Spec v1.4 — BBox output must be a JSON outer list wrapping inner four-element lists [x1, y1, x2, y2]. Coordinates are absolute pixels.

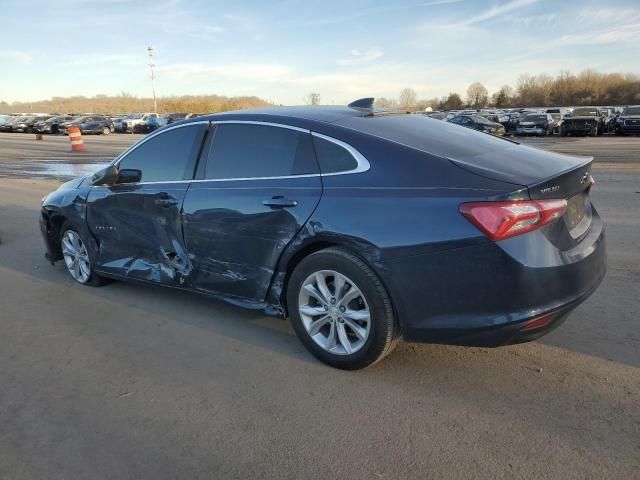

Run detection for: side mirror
[[117, 169, 142, 184], [91, 164, 119, 186]]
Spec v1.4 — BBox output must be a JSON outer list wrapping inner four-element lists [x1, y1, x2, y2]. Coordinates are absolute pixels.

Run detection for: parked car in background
[[132, 115, 167, 134], [448, 114, 505, 136], [601, 108, 616, 133], [114, 113, 159, 133], [7, 116, 33, 133], [615, 105, 640, 135], [39, 101, 605, 369], [0, 115, 11, 126], [545, 108, 567, 134], [166, 113, 194, 124], [60, 115, 114, 135], [34, 115, 76, 134], [516, 113, 555, 136], [114, 113, 142, 133], [561, 107, 605, 136], [0, 116, 25, 132]]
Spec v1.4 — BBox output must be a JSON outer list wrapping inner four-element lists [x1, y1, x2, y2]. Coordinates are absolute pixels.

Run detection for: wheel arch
[[270, 234, 396, 322]]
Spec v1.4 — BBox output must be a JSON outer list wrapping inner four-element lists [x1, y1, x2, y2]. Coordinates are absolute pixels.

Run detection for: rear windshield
[[623, 106, 640, 115], [572, 108, 597, 116], [335, 114, 513, 159]]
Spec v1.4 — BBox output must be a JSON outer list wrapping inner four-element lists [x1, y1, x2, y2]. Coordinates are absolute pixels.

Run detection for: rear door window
[[205, 123, 318, 179]]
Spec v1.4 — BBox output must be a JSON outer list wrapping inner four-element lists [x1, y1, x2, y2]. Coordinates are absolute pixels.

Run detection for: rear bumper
[[386, 214, 606, 347]]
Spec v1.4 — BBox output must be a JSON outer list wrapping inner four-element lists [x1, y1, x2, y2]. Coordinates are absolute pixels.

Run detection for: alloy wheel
[[61, 230, 91, 284], [298, 270, 371, 355]]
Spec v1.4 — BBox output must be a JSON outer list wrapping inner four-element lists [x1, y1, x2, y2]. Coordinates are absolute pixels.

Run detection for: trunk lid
[[448, 145, 594, 247]]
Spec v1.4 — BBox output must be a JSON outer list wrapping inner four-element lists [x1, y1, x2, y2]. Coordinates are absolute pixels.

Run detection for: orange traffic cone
[[68, 126, 86, 152]]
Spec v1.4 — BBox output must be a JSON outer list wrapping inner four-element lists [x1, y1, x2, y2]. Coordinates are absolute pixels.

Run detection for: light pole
[[147, 46, 157, 112]]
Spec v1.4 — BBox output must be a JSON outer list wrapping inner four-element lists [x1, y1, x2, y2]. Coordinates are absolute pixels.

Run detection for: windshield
[[622, 106, 640, 115], [572, 107, 597, 116], [523, 114, 547, 121]]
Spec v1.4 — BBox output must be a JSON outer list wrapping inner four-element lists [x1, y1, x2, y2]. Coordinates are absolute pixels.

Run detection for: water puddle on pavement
[[0, 160, 110, 181]]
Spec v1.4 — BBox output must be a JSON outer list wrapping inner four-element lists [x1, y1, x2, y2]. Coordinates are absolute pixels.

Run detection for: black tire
[[287, 247, 399, 370], [590, 126, 598, 137], [59, 223, 111, 287], [560, 127, 567, 137]]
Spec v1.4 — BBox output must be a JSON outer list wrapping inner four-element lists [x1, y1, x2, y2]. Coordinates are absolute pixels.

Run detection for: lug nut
[[330, 298, 336, 305], [339, 306, 346, 313]]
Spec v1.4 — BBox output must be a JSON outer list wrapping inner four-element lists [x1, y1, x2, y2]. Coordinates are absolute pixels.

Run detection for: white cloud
[[337, 49, 384, 66]]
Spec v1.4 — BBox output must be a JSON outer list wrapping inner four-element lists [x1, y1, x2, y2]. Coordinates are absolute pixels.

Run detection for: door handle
[[262, 196, 298, 208], [155, 197, 178, 208]]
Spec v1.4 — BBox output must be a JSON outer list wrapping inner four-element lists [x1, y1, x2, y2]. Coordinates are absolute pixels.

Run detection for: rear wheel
[[102, 126, 111, 135], [287, 248, 399, 370], [60, 226, 110, 287]]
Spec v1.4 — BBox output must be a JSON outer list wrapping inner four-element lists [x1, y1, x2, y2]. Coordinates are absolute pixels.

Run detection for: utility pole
[[147, 46, 157, 112]]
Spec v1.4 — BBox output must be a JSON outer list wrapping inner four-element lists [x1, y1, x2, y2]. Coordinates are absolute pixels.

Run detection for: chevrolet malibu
[[39, 99, 606, 369]]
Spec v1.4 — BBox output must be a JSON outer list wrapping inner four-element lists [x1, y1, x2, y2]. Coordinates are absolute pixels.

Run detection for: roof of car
[[197, 106, 369, 124]]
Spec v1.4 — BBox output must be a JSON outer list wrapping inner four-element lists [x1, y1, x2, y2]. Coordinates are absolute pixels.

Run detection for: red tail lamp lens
[[459, 199, 567, 241]]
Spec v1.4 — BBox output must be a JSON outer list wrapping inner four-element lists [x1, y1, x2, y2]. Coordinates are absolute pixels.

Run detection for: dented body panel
[[182, 175, 322, 303], [87, 182, 192, 285]]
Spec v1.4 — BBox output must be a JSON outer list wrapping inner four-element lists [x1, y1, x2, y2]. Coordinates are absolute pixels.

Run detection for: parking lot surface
[[0, 133, 638, 479]]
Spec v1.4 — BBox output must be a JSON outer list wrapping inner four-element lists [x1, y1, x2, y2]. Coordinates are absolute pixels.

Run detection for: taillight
[[459, 199, 567, 241]]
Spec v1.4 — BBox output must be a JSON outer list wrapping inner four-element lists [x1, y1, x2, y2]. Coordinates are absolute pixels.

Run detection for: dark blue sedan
[[39, 99, 606, 369]]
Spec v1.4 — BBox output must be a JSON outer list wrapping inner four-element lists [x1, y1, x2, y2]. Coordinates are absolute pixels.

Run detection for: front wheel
[[287, 248, 399, 370], [102, 126, 111, 135], [60, 226, 110, 287]]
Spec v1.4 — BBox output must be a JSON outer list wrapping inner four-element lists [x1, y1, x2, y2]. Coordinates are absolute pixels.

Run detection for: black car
[[561, 107, 605, 136], [39, 99, 605, 369], [516, 113, 555, 136], [8, 115, 44, 133], [60, 115, 114, 135], [0, 116, 28, 132], [448, 114, 505, 136], [34, 115, 75, 134], [614, 105, 640, 135]]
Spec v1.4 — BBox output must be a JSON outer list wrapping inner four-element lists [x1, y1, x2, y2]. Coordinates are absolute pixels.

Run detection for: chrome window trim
[[107, 119, 370, 186], [212, 120, 309, 133]]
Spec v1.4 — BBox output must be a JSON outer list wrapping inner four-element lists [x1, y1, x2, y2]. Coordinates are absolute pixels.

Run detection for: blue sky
[[1, 0, 639, 104]]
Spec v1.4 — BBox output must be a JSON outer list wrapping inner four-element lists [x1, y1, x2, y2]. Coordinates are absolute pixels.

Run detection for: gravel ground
[[0, 133, 638, 479]]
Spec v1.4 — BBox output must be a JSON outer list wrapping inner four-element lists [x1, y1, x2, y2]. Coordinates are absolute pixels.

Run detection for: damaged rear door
[[182, 122, 322, 304], [87, 122, 208, 284]]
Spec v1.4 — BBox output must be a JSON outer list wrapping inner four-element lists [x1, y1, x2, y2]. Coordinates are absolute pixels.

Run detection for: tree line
[[2, 69, 639, 115], [0, 93, 272, 115], [376, 70, 640, 111]]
